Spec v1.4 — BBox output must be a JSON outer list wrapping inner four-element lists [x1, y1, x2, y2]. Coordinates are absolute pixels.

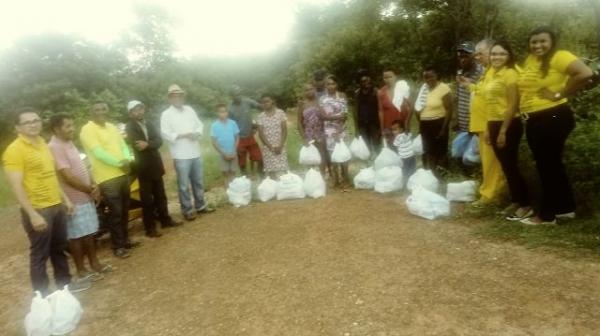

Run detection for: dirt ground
[[1, 189, 600, 336]]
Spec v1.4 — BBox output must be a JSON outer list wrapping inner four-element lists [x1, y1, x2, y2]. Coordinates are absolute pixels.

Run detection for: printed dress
[[257, 109, 289, 173], [302, 103, 325, 143], [319, 92, 348, 152]]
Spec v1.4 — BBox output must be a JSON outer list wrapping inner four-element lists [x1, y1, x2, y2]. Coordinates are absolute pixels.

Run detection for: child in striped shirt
[[391, 120, 416, 185]]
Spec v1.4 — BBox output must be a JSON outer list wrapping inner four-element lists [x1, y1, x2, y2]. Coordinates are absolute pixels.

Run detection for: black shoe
[[161, 219, 183, 228], [125, 241, 142, 249], [113, 248, 131, 259], [184, 213, 197, 221], [197, 207, 215, 214], [145, 231, 163, 238]]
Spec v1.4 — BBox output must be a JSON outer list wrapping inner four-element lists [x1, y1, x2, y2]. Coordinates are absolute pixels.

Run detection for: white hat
[[127, 100, 144, 112], [167, 84, 185, 95]]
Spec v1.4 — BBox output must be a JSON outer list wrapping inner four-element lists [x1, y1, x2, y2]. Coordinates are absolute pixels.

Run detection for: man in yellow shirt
[[80, 102, 139, 258], [3, 107, 90, 295]]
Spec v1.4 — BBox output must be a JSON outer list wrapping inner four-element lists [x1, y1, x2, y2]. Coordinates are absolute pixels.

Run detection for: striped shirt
[[393, 133, 414, 159], [456, 64, 484, 132]]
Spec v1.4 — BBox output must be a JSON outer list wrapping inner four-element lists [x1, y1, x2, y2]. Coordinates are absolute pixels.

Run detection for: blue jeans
[[174, 158, 206, 216]]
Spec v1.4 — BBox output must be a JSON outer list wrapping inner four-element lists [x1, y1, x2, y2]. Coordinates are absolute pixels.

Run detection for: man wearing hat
[[126, 100, 182, 237], [454, 41, 484, 174], [160, 84, 214, 221]]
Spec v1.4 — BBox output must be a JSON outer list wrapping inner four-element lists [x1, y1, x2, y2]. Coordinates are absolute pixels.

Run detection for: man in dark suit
[[125, 100, 181, 238]]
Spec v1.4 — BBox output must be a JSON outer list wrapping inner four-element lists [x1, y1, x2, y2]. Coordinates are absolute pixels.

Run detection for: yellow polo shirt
[[421, 82, 451, 120], [2, 135, 62, 208], [518, 50, 578, 114], [469, 68, 492, 132], [483, 66, 519, 121], [80, 121, 127, 184]]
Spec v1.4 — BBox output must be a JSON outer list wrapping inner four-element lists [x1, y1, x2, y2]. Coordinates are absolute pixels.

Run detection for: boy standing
[[391, 120, 416, 186], [211, 104, 240, 186]]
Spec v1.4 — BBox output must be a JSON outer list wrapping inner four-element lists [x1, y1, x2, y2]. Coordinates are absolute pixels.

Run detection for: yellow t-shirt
[[2, 135, 62, 208], [483, 67, 519, 121], [80, 121, 127, 184], [518, 50, 578, 114], [469, 68, 492, 132], [421, 82, 451, 120]]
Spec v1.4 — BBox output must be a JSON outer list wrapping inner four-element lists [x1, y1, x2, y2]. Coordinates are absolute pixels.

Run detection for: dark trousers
[[525, 105, 576, 220], [21, 204, 71, 295], [99, 175, 130, 249], [357, 122, 381, 153], [139, 176, 172, 234], [420, 118, 448, 175], [488, 119, 530, 207], [402, 156, 417, 186]]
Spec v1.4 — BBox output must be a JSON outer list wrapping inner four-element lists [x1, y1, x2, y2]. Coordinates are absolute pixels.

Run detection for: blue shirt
[[211, 119, 240, 155]]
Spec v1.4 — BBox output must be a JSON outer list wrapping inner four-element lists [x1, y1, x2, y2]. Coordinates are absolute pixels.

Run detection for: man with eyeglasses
[[3, 107, 91, 295], [80, 101, 140, 258]]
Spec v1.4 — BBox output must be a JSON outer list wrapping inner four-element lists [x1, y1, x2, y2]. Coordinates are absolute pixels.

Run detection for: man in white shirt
[[160, 84, 214, 221]]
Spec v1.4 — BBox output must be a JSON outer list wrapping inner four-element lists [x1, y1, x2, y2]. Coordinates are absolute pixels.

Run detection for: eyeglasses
[[19, 119, 42, 126]]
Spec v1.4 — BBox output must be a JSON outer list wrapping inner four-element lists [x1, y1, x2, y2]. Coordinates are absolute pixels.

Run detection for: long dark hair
[[528, 26, 557, 78], [490, 40, 516, 69]]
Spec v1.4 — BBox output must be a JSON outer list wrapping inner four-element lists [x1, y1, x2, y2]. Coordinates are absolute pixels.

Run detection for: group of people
[[2, 25, 594, 295]]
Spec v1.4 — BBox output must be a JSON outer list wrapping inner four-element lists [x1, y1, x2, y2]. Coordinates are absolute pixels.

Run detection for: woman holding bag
[[518, 26, 593, 225], [480, 41, 532, 221], [298, 83, 327, 175]]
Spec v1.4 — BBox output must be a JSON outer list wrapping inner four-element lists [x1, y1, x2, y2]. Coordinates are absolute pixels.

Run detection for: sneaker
[[556, 212, 576, 220], [506, 208, 534, 221], [68, 278, 92, 293], [184, 213, 197, 221], [197, 207, 215, 214], [79, 271, 104, 282], [113, 248, 131, 259], [521, 217, 557, 226]]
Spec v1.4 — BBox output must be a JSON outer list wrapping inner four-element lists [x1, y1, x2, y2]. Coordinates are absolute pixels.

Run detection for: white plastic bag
[[374, 166, 403, 193], [226, 176, 252, 207], [406, 168, 439, 192], [349, 136, 370, 161], [257, 177, 277, 202], [353, 167, 376, 190], [462, 135, 481, 165], [46, 285, 83, 335], [406, 186, 450, 220], [25, 291, 52, 336], [299, 144, 322, 165], [303, 168, 326, 199], [412, 134, 423, 155], [374, 146, 401, 171], [276, 172, 306, 200], [330, 141, 352, 163], [446, 180, 478, 202]]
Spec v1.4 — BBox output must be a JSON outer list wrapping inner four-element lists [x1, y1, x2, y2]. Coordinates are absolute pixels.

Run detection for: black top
[[355, 88, 380, 126], [125, 119, 165, 179]]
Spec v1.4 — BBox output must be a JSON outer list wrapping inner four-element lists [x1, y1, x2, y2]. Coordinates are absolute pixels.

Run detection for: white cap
[[127, 100, 144, 112]]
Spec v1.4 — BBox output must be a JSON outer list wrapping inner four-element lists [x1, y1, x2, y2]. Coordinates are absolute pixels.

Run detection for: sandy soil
[[1, 190, 600, 336]]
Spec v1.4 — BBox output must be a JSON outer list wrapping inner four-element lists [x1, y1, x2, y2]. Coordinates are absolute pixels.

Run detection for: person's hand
[[119, 160, 131, 174], [30, 212, 48, 232], [538, 88, 561, 101], [64, 201, 74, 216], [484, 131, 491, 145], [457, 75, 472, 88], [273, 146, 282, 155], [496, 131, 506, 149], [91, 185, 101, 203], [135, 140, 148, 151]]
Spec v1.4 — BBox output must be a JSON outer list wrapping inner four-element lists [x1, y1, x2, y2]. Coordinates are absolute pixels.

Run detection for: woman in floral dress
[[298, 83, 327, 175], [257, 94, 289, 178], [319, 75, 349, 188]]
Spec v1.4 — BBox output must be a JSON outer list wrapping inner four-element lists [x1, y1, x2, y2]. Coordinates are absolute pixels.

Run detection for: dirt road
[[1, 190, 599, 335]]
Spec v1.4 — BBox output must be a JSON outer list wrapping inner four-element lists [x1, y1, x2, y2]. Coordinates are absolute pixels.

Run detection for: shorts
[[219, 155, 238, 173], [237, 136, 262, 167], [67, 201, 100, 239]]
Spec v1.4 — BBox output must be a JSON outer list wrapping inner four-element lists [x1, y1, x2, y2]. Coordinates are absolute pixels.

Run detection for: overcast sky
[[0, 0, 333, 57]]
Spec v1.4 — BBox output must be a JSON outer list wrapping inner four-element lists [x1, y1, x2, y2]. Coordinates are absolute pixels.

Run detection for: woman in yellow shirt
[[518, 27, 593, 225], [419, 66, 454, 176], [483, 41, 532, 221]]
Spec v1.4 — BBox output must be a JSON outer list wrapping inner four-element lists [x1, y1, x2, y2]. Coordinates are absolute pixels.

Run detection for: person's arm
[[257, 125, 271, 150], [160, 111, 179, 143], [440, 92, 454, 138], [297, 101, 306, 143], [57, 168, 93, 194], [58, 188, 74, 215], [90, 147, 121, 167], [5, 170, 47, 231], [146, 123, 163, 150], [192, 109, 204, 137], [497, 82, 519, 148], [353, 90, 360, 133], [549, 59, 593, 99], [377, 90, 385, 134], [277, 119, 288, 155], [211, 137, 226, 157], [402, 98, 413, 134]]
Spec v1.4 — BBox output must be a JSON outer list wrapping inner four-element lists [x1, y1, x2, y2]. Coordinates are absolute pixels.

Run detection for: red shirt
[[378, 86, 410, 129]]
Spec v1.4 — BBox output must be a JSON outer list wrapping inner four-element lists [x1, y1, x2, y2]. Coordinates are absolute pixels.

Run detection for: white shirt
[[393, 133, 415, 159], [160, 105, 204, 160]]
